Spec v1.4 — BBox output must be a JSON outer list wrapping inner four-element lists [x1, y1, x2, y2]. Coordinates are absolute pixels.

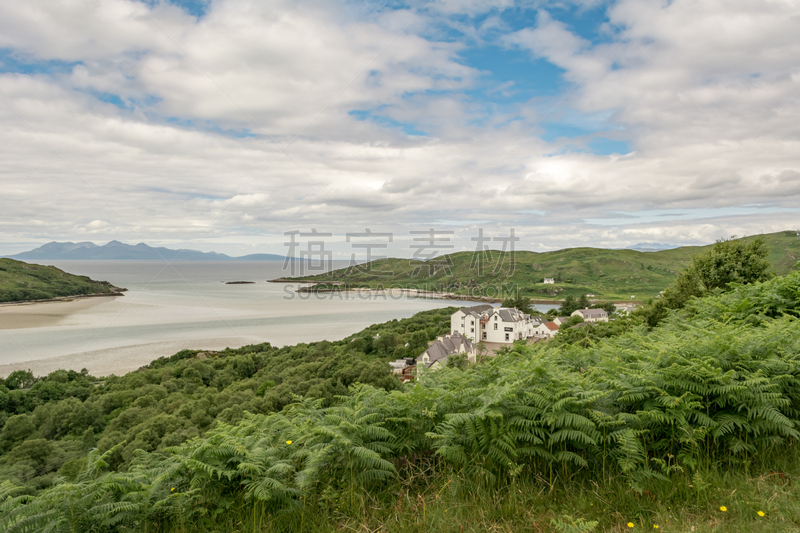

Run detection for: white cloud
[[0, 0, 798, 256]]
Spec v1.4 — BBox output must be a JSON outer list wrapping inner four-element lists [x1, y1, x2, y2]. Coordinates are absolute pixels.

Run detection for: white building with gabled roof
[[418, 332, 476, 369], [450, 305, 545, 344], [571, 308, 609, 323]]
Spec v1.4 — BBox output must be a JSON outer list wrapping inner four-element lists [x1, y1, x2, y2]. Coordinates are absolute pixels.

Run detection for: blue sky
[[0, 0, 798, 256]]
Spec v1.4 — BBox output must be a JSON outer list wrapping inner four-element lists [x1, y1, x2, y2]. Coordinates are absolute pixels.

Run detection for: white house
[[418, 332, 476, 369], [570, 308, 609, 323], [543, 278, 555, 284], [450, 304, 493, 342], [451, 305, 545, 344], [552, 316, 571, 326], [531, 320, 558, 338]]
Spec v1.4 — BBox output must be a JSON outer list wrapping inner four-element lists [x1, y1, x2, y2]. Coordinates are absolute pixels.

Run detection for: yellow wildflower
[[720, 506, 727, 512], [286, 440, 293, 445], [170, 487, 175, 492], [758, 511, 765, 517], [628, 523, 635, 528], [654, 526, 659, 529]]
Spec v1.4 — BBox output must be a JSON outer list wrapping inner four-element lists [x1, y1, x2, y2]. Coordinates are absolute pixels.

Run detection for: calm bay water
[[0, 261, 476, 376]]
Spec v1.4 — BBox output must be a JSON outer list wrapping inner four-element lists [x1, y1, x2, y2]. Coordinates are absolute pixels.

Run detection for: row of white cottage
[[451, 304, 608, 343], [413, 304, 609, 370]]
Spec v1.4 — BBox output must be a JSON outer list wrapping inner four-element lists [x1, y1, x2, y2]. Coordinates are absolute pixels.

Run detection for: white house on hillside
[[571, 308, 609, 323], [531, 320, 559, 338], [451, 305, 546, 344], [450, 304, 493, 342], [543, 278, 555, 284]]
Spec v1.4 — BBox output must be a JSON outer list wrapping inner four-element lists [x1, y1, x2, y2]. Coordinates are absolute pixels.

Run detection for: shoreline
[[269, 279, 550, 304], [0, 290, 126, 308], [268, 279, 643, 306]]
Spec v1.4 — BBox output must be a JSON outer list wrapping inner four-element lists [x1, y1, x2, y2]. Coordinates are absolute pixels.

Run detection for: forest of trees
[[1, 238, 799, 531]]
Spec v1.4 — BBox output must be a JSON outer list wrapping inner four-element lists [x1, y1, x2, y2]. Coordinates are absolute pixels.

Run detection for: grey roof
[[494, 307, 526, 322], [421, 332, 474, 368], [575, 308, 608, 318]]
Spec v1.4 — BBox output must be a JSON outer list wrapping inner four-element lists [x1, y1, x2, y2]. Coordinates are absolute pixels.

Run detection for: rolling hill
[[282, 231, 800, 301], [0, 258, 124, 303]]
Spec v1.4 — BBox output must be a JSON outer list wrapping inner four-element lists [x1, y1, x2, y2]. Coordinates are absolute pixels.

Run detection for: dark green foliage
[[559, 294, 590, 315], [553, 316, 642, 349], [0, 307, 454, 492], [691, 235, 773, 291], [0, 259, 121, 303], [445, 352, 469, 370], [560, 295, 577, 315], [640, 235, 775, 328], [560, 314, 585, 329], [591, 301, 616, 314]]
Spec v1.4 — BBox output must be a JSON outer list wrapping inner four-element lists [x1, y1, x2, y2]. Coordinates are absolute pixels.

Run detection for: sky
[[0, 0, 799, 258]]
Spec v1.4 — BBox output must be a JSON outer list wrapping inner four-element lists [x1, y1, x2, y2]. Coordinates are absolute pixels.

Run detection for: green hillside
[[0, 259, 122, 303], [4, 269, 800, 531], [289, 230, 800, 300]]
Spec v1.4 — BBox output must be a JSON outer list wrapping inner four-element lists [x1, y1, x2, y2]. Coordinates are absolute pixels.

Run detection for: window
[[470, 327, 474, 333], [505, 333, 510, 341], [482, 332, 487, 340], [494, 323, 498, 330]]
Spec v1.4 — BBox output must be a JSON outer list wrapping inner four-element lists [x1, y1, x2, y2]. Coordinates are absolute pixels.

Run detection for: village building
[[418, 332, 477, 369], [451, 305, 548, 344], [552, 316, 571, 326], [450, 304, 493, 342], [570, 308, 609, 323], [538, 321, 560, 338], [543, 278, 555, 284], [614, 302, 638, 315]]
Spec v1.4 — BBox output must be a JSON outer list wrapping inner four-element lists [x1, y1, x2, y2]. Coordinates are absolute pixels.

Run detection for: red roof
[[544, 321, 559, 331]]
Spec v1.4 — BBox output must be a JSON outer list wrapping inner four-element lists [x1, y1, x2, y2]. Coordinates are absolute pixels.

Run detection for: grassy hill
[[287, 230, 800, 301], [0, 259, 123, 303], [4, 271, 800, 531]]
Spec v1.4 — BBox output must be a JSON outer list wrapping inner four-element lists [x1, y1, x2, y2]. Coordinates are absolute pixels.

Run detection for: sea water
[[0, 261, 477, 376]]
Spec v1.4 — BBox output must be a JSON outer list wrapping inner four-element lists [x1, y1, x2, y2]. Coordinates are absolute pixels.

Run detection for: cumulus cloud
[[0, 0, 798, 257]]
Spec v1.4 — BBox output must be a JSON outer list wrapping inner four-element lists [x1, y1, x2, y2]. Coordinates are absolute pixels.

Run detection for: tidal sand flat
[[0, 296, 117, 329], [0, 261, 471, 377]]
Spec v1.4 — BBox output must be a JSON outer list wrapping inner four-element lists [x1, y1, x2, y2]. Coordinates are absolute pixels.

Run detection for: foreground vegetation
[[0, 308, 455, 492], [287, 230, 800, 300], [0, 259, 122, 303], [2, 242, 800, 531]]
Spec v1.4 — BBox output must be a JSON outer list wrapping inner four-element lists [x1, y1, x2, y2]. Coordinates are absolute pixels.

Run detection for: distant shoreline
[[269, 279, 554, 304], [269, 279, 643, 306], [0, 290, 126, 308]]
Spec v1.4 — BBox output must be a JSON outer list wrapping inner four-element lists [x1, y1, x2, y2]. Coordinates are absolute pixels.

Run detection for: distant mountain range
[[5, 241, 290, 261]]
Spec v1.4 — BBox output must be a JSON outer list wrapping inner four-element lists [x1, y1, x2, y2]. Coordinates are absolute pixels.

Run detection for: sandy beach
[[0, 336, 256, 377], [0, 296, 119, 329]]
